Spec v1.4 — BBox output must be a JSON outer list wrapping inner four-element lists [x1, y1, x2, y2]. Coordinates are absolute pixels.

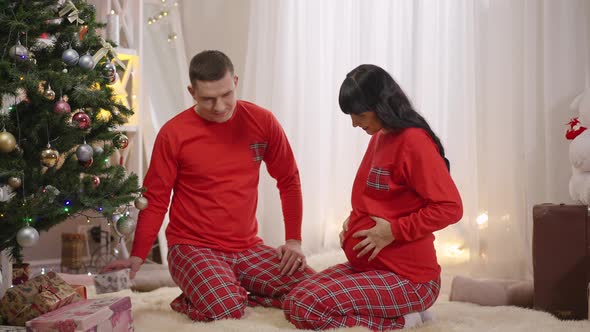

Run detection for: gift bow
[[93, 38, 126, 70], [59, 0, 85, 25]]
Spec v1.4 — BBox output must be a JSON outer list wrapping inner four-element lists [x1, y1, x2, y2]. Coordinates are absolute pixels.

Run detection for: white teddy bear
[[568, 88, 590, 204]]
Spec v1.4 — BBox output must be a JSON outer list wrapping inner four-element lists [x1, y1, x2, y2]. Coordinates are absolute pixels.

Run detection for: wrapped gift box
[[25, 297, 133, 332], [0, 272, 82, 326], [93, 269, 130, 294], [12, 263, 31, 286], [70, 285, 87, 299]]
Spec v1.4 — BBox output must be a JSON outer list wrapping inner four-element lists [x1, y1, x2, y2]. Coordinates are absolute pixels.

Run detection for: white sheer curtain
[[142, 0, 193, 263], [241, 0, 590, 279]]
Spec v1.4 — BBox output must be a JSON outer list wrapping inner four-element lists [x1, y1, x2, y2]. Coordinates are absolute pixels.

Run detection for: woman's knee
[[283, 287, 327, 329]]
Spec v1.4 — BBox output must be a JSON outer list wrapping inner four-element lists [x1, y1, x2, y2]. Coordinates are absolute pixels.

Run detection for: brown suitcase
[[532, 203, 590, 319]]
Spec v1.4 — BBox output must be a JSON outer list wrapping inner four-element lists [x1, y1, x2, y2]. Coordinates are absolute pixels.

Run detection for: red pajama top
[[342, 128, 463, 283], [130, 100, 303, 260]]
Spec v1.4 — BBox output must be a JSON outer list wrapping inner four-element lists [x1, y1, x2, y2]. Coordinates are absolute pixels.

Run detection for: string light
[[476, 212, 488, 229], [146, 0, 179, 43]]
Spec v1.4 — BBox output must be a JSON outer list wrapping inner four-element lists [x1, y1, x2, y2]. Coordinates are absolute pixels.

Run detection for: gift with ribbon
[[0, 272, 82, 326]]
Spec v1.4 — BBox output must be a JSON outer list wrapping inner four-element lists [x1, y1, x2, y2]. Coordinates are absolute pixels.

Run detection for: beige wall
[[181, 0, 251, 96]]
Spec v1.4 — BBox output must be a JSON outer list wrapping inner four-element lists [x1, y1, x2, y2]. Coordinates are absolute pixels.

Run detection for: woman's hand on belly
[[339, 216, 350, 248], [352, 215, 395, 261]]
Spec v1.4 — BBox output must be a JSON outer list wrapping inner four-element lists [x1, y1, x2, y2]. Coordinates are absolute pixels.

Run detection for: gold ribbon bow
[[59, 0, 85, 25], [92, 38, 126, 70]]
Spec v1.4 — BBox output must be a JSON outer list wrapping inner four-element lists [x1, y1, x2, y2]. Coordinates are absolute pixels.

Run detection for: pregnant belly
[[342, 215, 388, 271]]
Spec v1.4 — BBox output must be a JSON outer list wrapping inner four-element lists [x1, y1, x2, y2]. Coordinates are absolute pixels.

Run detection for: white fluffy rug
[[91, 251, 590, 331]]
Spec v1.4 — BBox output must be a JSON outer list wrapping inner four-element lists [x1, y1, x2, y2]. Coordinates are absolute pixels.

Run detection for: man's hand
[[100, 256, 144, 279], [276, 239, 307, 275], [339, 217, 350, 248], [352, 216, 395, 261]]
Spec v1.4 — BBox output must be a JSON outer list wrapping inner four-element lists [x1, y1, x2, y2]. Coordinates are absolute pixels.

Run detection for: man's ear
[[234, 75, 239, 89]]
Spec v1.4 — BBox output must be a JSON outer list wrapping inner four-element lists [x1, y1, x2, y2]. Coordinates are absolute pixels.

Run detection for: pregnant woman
[[283, 64, 463, 331]]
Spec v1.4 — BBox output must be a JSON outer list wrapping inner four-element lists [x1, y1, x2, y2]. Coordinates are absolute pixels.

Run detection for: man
[[102, 50, 314, 321]]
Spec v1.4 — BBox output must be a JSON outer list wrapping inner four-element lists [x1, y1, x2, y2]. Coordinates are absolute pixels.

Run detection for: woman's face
[[350, 111, 383, 135]]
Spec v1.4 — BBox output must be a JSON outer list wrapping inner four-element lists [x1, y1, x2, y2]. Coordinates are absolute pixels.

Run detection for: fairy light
[[476, 212, 488, 229]]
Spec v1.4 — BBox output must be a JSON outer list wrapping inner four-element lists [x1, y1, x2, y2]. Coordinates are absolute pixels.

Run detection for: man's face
[[350, 111, 383, 135], [188, 71, 239, 123]]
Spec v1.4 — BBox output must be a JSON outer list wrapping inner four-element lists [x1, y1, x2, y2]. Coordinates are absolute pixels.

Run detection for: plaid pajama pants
[[167, 243, 315, 321], [283, 263, 440, 331]]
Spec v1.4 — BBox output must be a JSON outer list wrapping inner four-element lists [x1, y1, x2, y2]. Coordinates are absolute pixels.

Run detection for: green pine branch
[[0, 0, 142, 262]]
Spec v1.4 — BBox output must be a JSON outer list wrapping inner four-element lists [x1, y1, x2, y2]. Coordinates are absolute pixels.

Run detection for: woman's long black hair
[[338, 64, 450, 170]]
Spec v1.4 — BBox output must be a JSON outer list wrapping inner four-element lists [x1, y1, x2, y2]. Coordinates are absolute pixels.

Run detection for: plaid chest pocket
[[365, 166, 393, 199], [250, 142, 268, 162]]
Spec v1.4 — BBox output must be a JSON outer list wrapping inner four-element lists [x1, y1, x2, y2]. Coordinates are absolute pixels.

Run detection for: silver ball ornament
[[134, 196, 148, 210], [93, 146, 104, 155], [62, 48, 80, 66], [17, 226, 40, 247], [9, 41, 28, 61], [115, 215, 136, 236], [78, 53, 95, 70], [103, 63, 116, 78], [75, 143, 94, 162]]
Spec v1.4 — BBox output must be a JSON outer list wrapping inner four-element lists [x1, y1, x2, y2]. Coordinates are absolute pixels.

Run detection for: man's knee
[[200, 286, 248, 321]]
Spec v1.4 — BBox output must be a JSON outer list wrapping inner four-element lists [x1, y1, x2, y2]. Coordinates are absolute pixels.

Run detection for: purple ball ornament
[[53, 97, 71, 114]]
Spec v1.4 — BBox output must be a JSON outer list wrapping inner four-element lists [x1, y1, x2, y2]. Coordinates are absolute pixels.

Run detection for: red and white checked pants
[[283, 263, 440, 331], [167, 243, 315, 321]]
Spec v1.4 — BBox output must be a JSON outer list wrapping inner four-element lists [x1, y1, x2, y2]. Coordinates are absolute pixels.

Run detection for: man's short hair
[[189, 50, 235, 84]]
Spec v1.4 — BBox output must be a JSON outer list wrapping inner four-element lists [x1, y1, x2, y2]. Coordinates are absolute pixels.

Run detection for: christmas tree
[[0, 0, 143, 262]]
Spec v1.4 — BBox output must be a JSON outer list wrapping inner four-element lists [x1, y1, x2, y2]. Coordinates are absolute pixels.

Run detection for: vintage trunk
[[532, 203, 590, 320]]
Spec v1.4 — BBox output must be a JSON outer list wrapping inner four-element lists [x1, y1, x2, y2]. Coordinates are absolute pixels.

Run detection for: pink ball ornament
[[72, 111, 91, 129], [53, 99, 71, 114], [92, 175, 100, 187]]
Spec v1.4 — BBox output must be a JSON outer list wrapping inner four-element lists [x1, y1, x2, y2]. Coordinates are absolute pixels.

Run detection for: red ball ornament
[[53, 98, 71, 114], [72, 111, 91, 129], [92, 175, 100, 187], [113, 134, 129, 149], [79, 158, 93, 168]]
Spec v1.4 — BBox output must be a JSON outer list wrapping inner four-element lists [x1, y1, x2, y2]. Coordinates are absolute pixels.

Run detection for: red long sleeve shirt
[[130, 100, 303, 260], [342, 128, 463, 283]]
